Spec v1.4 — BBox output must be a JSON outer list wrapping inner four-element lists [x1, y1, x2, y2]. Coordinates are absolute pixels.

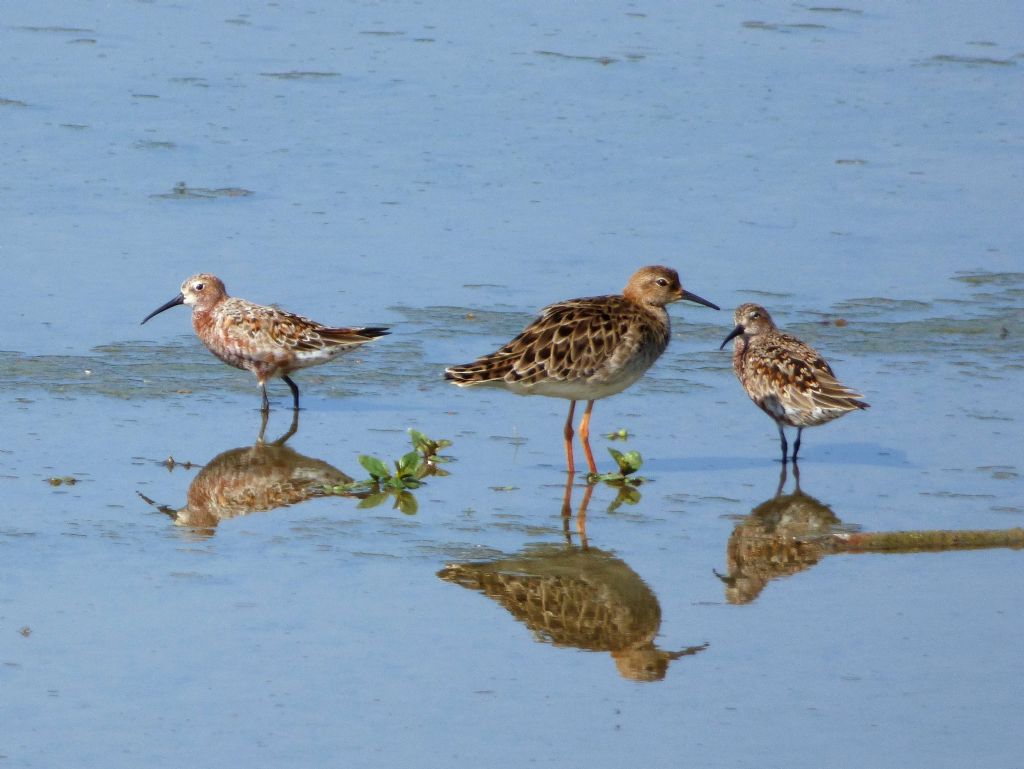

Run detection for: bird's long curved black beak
[[719, 324, 745, 350], [141, 293, 185, 325], [680, 289, 720, 311]]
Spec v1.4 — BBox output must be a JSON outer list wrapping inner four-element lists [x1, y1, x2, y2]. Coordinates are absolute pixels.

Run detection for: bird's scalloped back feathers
[[214, 300, 385, 352], [445, 295, 667, 387], [740, 332, 868, 424]]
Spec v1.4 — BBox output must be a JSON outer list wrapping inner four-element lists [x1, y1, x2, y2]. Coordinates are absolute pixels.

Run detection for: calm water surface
[[1, 2, 1022, 768]]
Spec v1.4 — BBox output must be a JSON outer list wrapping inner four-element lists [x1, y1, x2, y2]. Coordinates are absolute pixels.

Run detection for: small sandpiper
[[142, 273, 388, 411], [445, 265, 719, 475], [720, 303, 869, 462]]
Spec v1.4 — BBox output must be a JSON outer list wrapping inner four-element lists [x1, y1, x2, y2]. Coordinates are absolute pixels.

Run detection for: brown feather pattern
[[142, 272, 387, 410], [726, 303, 869, 430], [445, 295, 669, 394]]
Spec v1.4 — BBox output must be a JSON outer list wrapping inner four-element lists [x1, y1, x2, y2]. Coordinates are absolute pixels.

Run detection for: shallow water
[[2, 2, 1022, 767]]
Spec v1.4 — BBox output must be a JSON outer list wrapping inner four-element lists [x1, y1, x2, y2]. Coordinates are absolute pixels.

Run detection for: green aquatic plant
[[587, 448, 647, 512], [604, 428, 631, 441], [408, 428, 452, 463], [408, 428, 452, 477], [589, 447, 645, 483], [358, 451, 425, 491], [606, 484, 642, 513], [322, 429, 453, 514], [45, 476, 78, 486]]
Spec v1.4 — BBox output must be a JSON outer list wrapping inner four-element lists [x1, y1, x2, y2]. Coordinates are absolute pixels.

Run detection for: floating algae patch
[[16, 25, 96, 33], [0, 331, 424, 403], [535, 50, 619, 65], [952, 271, 1024, 287], [0, 342, 242, 400], [790, 315, 1024, 358], [392, 305, 538, 341], [804, 274, 1024, 358], [830, 297, 933, 319], [742, 20, 829, 31], [928, 54, 1017, 67], [260, 71, 341, 80], [151, 182, 253, 199]]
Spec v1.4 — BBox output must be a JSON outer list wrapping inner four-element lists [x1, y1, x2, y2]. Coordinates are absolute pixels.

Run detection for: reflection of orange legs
[[560, 473, 574, 518], [563, 400, 577, 475], [579, 400, 597, 475], [560, 474, 594, 548], [576, 482, 594, 547]]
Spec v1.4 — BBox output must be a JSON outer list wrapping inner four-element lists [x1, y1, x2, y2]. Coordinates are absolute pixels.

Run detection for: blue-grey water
[[1, 2, 1022, 767]]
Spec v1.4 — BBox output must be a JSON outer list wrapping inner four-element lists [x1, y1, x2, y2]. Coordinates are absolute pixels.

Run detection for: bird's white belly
[[504, 362, 650, 401]]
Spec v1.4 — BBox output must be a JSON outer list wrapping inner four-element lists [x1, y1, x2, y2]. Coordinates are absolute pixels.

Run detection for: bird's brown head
[[720, 303, 776, 349], [141, 273, 228, 324], [623, 265, 719, 311], [178, 274, 228, 312]]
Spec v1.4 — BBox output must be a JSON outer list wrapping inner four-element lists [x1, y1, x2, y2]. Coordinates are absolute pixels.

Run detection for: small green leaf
[[408, 428, 428, 451], [408, 428, 453, 461], [607, 485, 642, 512], [393, 490, 419, 515], [607, 447, 642, 475], [357, 490, 390, 509], [395, 450, 422, 477], [359, 455, 391, 481]]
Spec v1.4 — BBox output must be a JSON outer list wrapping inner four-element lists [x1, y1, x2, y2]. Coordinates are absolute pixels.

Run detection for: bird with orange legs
[[445, 266, 719, 475]]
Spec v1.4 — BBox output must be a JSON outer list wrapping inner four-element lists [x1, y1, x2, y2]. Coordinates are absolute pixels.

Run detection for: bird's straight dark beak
[[141, 293, 185, 324], [680, 289, 720, 311], [720, 324, 745, 350]]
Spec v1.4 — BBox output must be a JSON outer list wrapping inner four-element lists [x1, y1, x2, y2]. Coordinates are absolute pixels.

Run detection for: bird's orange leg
[[563, 400, 577, 475], [579, 399, 597, 475]]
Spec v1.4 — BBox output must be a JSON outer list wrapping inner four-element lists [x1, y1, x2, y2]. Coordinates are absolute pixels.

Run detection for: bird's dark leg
[[283, 375, 300, 411], [563, 400, 577, 475], [260, 383, 270, 413], [272, 408, 300, 446], [777, 422, 789, 464], [793, 427, 803, 463], [256, 408, 270, 444], [774, 462, 788, 498], [579, 399, 598, 476]]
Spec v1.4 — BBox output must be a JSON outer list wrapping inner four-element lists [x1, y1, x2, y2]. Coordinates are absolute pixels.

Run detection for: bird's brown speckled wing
[[743, 332, 868, 413], [447, 295, 667, 386], [218, 300, 379, 356]]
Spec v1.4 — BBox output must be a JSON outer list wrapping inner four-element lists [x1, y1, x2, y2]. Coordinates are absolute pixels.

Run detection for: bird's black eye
[[194, 283, 205, 291], [751, 311, 760, 319], [656, 278, 669, 287]]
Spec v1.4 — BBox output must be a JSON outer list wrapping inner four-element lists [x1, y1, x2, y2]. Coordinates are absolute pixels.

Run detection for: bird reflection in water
[[718, 463, 1024, 604], [140, 410, 353, 537], [717, 463, 843, 604], [439, 479, 708, 682]]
